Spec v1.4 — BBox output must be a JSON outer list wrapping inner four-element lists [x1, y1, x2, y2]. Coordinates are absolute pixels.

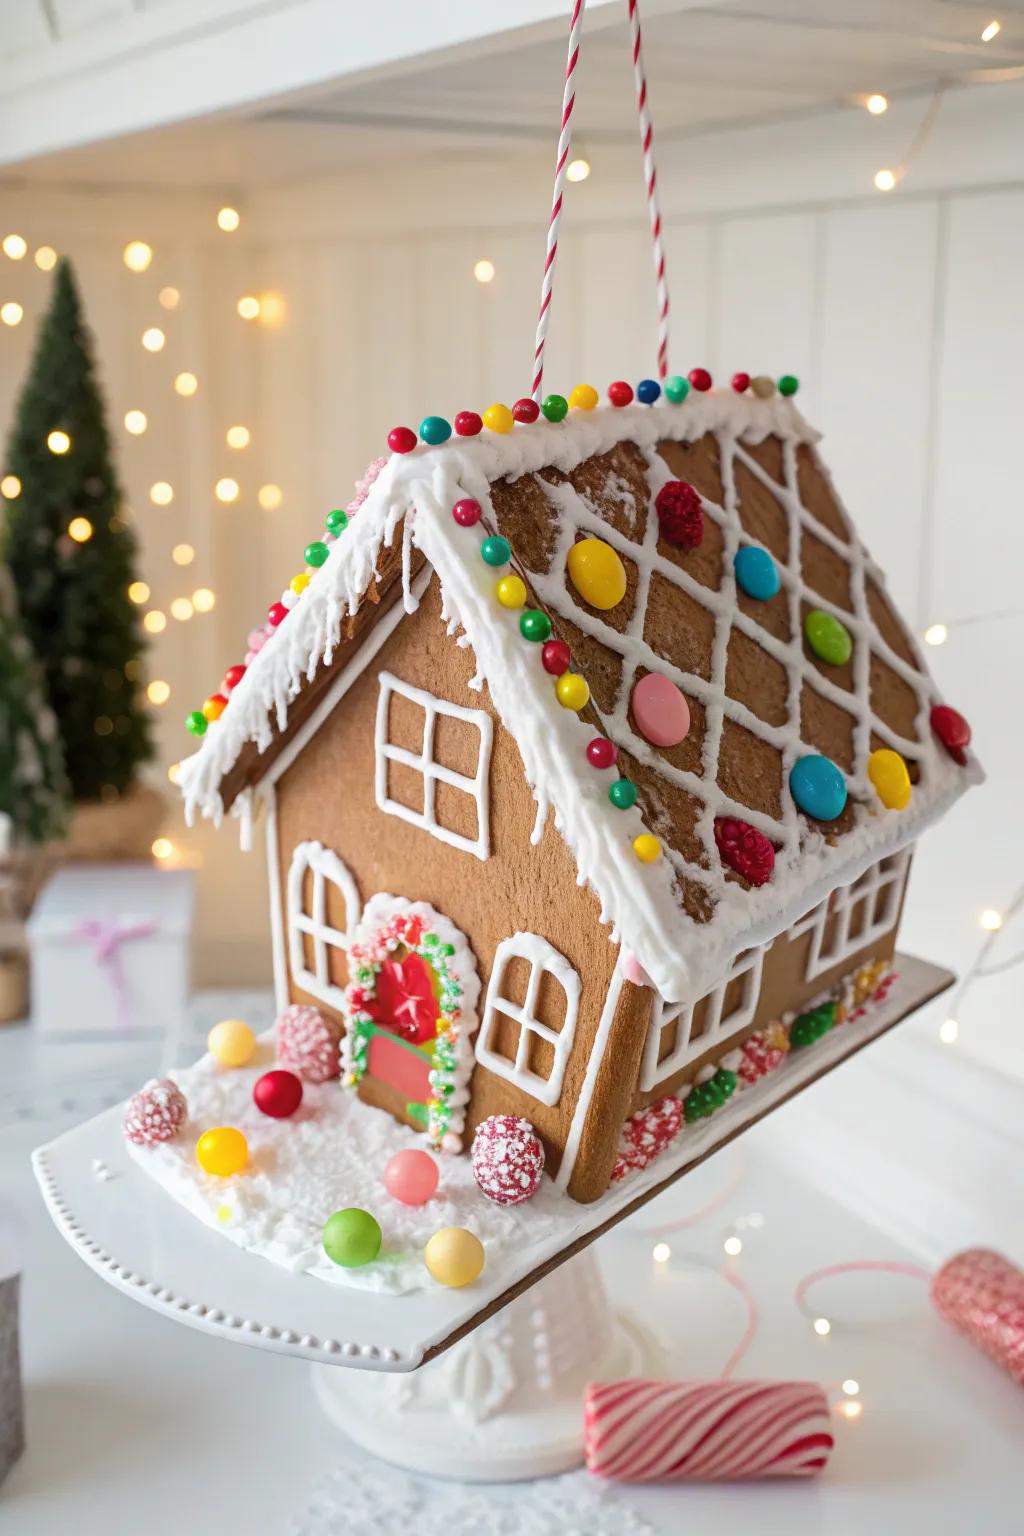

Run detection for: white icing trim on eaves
[[179, 396, 982, 1004]]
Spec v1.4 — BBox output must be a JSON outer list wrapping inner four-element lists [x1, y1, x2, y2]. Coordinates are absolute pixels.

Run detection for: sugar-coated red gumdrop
[[714, 816, 775, 887], [384, 1148, 440, 1206], [655, 480, 704, 550], [930, 703, 971, 766], [253, 1068, 303, 1119], [123, 1078, 188, 1147], [277, 1003, 343, 1083], [611, 1097, 683, 1182], [472, 1115, 545, 1206]]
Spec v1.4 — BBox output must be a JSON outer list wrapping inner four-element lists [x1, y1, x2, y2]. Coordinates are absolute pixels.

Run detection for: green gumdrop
[[323, 1208, 382, 1268], [715, 1068, 737, 1099]]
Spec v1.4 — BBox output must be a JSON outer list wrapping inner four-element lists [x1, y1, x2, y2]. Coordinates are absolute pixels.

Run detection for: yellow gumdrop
[[569, 383, 599, 411], [196, 1126, 248, 1177], [207, 1018, 256, 1067], [424, 1227, 485, 1288], [567, 537, 627, 610], [495, 574, 527, 610], [483, 403, 513, 435], [633, 834, 661, 864], [290, 571, 310, 595], [868, 748, 911, 810], [556, 673, 590, 711]]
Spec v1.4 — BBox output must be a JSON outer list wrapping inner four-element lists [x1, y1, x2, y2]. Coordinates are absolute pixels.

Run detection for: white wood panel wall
[[2, 124, 1022, 981]]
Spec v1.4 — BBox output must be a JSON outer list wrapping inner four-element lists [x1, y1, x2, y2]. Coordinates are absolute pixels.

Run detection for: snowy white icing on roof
[[178, 392, 980, 1003]]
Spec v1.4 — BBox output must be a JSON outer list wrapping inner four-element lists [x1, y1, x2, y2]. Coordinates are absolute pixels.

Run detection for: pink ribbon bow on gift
[[73, 917, 159, 1031]]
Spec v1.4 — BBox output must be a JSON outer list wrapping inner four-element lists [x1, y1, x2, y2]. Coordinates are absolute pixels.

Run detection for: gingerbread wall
[[271, 574, 650, 1201]]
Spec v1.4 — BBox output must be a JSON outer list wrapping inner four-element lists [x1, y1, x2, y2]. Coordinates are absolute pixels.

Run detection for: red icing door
[[363, 951, 439, 1119]]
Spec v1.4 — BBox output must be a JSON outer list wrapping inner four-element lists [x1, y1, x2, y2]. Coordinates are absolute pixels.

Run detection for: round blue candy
[[734, 545, 780, 602], [636, 378, 661, 405], [419, 415, 452, 446], [790, 754, 847, 822]]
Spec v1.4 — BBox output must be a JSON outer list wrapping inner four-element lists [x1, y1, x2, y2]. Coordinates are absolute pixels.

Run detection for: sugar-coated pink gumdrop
[[277, 1003, 342, 1083], [123, 1078, 188, 1147], [384, 1148, 440, 1206], [632, 672, 691, 748], [472, 1116, 545, 1206]]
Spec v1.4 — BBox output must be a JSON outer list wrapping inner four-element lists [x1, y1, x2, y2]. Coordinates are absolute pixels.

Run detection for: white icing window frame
[[374, 671, 492, 862], [641, 947, 765, 1092], [791, 850, 909, 981], [286, 840, 361, 1010], [475, 934, 581, 1108]]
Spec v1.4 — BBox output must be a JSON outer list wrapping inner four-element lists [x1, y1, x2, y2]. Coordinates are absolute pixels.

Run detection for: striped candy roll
[[584, 1379, 833, 1482], [931, 1248, 1024, 1387]]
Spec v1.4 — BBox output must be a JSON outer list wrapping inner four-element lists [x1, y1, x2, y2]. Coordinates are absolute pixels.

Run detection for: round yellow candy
[[424, 1227, 485, 1288], [633, 834, 661, 863], [202, 694, 226, 722], [567, 537, 627, 610], [556, 673, 590, 711], [196, 1126, 248, 1177], [207, 1018, 256, 1067], [483, 403, 514, 435], [290, 572, 310, 595], [569, 383, 599, 411], [495, 574, 527, 610], [867, 748, 911, 811]]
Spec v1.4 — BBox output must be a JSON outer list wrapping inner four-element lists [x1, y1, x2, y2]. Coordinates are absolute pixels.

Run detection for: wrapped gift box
[[27, 864, 194, 1041]]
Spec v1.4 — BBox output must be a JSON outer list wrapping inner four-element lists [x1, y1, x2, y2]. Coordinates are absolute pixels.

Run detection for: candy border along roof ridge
[[178, 391, 981, 1004]]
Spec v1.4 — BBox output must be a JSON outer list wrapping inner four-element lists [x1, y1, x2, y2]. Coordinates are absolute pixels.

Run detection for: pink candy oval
[[632, 672, 690, 748]]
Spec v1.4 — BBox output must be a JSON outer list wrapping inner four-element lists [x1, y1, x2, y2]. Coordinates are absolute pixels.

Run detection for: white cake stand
[[33, 954, 951, 1480]]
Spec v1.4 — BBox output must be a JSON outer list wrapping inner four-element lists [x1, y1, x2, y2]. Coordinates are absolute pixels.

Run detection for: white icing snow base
[[126, 1038, 566, 1296], [178, 396, 981, 1005]]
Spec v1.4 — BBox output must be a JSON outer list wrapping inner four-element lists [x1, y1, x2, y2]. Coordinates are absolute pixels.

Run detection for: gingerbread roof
[[178, 390, 980, 1003]]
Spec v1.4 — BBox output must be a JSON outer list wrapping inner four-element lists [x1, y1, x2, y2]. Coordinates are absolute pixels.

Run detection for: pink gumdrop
[[632, 672, 690, 748], [247, 627, 269, 653], [384, 1148, 440, 1206], [244, 650, 258, 665]]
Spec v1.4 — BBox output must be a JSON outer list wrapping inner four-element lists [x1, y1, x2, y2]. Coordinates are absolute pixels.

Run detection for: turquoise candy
[[734, 546, 780, 602], [790, 754, 847, 821], [419, 415, 452, 446], [323, 1208, 382, 1269], [480, 536, 511, 567], [664, 375, 690, 405]]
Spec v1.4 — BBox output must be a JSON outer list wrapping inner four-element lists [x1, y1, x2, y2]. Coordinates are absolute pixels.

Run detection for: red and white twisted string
[[628, 0, 670, 379], [531, 0, 585, 402]]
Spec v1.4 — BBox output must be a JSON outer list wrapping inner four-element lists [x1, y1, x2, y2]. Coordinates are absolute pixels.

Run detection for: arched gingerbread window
[[286, 841, 361, 1009]]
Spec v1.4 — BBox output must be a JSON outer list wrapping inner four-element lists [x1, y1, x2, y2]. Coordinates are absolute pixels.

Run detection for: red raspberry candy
[[714, 816, 775, 887], [123, 1078, 188, 1147], [277, 1003, 343, 1083], [472, 1115, 545, 1206], [738, 1033, 786, 1086], [611, 1097, 683, 1182], [655, 480, 704, 550]]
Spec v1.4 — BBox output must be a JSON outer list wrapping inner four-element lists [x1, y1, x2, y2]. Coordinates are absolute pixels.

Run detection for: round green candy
[[664, 375, 690, 405], [304, 541, 330, 568], [804, 609, 852, 667], [777, 374, 799, 397], [541, 394, 568, 423], [609, 778, 638, 810], [323, 1208, 382, 1269], [480, 535, 511, 567], [325, 509, 348, 535], [519, 609, 552, 643], [185, 710, 207, 736]]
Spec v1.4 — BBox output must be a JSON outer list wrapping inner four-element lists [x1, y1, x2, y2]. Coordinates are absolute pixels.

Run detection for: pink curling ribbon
[[73, 918, 158, 1031]]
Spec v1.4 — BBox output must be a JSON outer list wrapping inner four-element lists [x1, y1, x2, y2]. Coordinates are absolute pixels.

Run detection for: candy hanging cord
[[531, 0, 670, 400]]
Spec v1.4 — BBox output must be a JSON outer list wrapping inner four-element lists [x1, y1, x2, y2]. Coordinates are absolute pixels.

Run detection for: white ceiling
[[7, 0, 1024, 187]]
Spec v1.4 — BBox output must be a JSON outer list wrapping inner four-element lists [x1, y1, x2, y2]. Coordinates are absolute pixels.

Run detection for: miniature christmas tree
[[1, 258, 152, 801], [0, 567, 68, 845]]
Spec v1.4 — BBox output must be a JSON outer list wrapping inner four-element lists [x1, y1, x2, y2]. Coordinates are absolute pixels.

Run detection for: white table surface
[[2, 985, 1022, 1533]]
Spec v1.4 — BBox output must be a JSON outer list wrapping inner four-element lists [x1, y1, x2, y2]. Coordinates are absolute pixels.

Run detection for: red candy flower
[[714, 816, 775, 887], [655, 480, 704, 550], [365, 952, 439, 1045]]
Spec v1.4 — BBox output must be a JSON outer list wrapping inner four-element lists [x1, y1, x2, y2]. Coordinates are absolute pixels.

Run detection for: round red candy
[[731, 371, 751, 394], [688, 367, 712, 392], [387, 426, 417, 454], [253, 1068, 303, 1119], [608, 381, 634, 408], [452, 498, 481, 527], [512, 398, 540, 424], [277, 1003, 342, 1083], [123, 1078, 188, 1147], [586, 737, 618, 769], [267, 601, 288, 627], [541, 638, 571, 676], [384, 1148, 439, 1206], [930, 703, 971, 765], [222, 664, 246, 693], [454, 411, 483, 437], [472, 1115, 545, 1206]]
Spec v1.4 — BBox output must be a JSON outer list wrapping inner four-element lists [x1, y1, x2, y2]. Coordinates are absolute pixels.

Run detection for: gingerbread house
[[179, 382, 979, 1203]]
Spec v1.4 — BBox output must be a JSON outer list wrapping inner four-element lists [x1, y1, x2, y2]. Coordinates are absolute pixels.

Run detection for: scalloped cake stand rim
[[32, 953, 952, 1375]]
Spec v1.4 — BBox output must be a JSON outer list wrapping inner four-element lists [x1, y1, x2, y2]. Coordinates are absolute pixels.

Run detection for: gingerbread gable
[[179, 393, 980, 1003]]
